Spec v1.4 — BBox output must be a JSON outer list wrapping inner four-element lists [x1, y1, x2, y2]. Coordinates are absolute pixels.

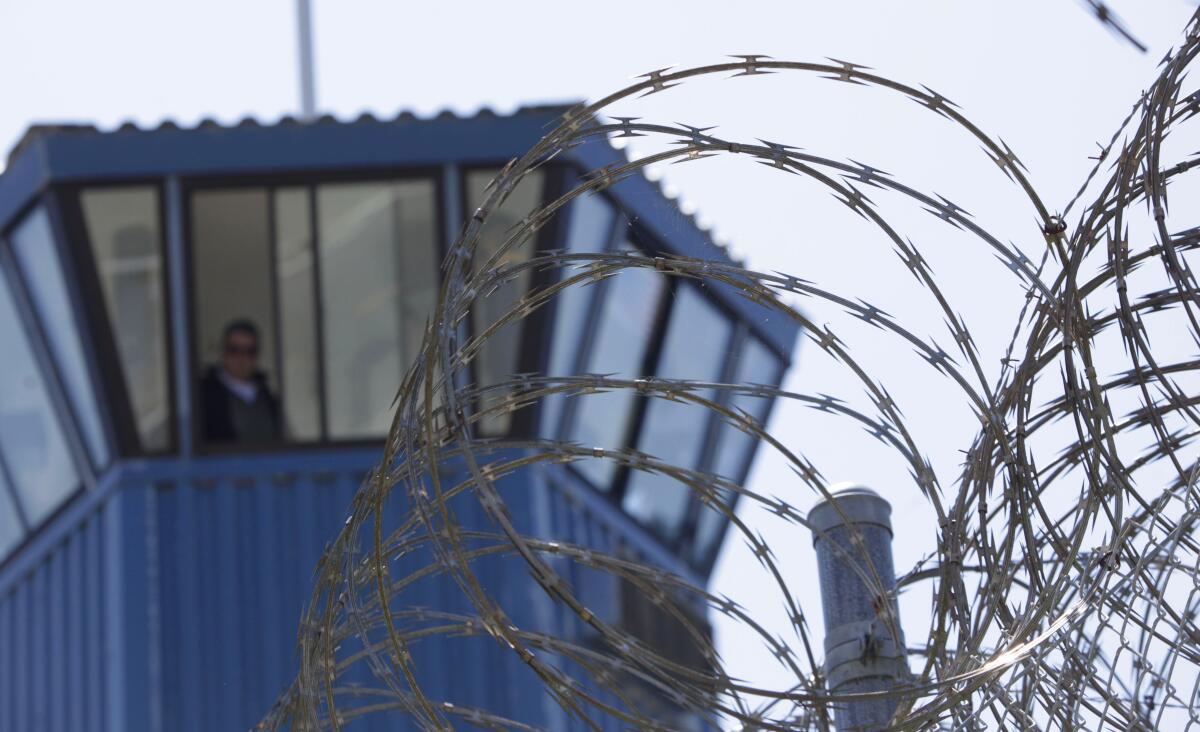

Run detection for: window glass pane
[[81, 187, 170, 451], [540, 192, 615, 439], [711, 336, 780, 480], [622, 286, 732, 542], [466, 169, 544, 435], [12, 207, 109, 466], [567, 247, 664, 489], [192, 189, 277, 383], [317, 180, 437, 439], [689, 335, 782, 566], [0, 269, 79, 525], [0, 471, 22, 557], [274, 188, 320, 441], [192, 189, 285, 446]]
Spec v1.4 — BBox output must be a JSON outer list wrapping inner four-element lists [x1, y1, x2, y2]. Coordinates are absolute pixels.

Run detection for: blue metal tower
[[0, 106, 798, 731]]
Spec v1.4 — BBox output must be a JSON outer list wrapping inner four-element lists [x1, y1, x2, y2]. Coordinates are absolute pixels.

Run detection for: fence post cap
[[809, 482, 892, 538]]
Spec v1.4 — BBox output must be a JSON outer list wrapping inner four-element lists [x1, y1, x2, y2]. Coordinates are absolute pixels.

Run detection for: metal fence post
[[809, 483, 909, 731]]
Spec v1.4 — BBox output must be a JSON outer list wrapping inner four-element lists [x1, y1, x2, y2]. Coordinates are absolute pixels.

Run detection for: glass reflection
[[81, 187, 170, 451], [541, 192, 616, 438], [567, 248, 664, 488], [12, 207, 109, 467], [689, 334, 782, 566], [317, 180, 437, 439], [0, 268, 79, 525], [622, 286, 732, 541], [0, 470, 21, 556], [274, 188, 320, 441]]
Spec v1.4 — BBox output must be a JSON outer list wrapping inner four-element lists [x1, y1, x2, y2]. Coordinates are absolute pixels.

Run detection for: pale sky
[[2, 0, 1198, 720]]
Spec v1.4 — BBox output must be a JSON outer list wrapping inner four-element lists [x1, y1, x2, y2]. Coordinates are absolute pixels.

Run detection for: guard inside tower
[[198, 319, 283, 445]]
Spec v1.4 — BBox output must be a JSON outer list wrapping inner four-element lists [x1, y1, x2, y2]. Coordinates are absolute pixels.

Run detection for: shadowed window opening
[[465, 168, 545, 436], [189, 178, 438, 446]]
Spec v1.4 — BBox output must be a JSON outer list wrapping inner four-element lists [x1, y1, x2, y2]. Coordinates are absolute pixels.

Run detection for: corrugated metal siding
[[0, 451, 709, 731], [153, 467, 364, 732], [0, 503, 113, 732], [536, 469, 715, 732]]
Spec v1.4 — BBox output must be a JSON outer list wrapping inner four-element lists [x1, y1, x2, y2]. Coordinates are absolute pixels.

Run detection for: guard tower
[[0, 106, 798, 731]]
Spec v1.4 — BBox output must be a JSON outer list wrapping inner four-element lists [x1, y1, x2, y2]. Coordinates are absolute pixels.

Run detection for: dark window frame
[[187, 184, 289, 450], [56, 179, 179, 457], [556, 165, 792, 365], [181, 165, 452, 455], [1, 197, 107, 482], [553, 220, 731, 515], [0, 182, 180, 564], [537, 175, 623, 439], [0, 196, 99, 552], [34, 192, 120, 468], [613, 275, 739, 547], [554, 218, 666, 490], [549, 196, 790, 567], [684, 325, 787, 573], [457, 162, 569, 439]]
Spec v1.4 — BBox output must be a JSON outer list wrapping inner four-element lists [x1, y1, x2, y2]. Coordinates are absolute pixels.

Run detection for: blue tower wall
[[0, 108, 796, 731], [0, 448, 698, 731]]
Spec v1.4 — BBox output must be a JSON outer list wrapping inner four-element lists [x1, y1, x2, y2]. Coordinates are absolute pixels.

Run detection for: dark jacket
[[199, 366, 283, 445]]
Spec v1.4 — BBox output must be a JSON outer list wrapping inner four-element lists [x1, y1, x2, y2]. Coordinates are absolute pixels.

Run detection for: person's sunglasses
[[225, 344, 259, 357]]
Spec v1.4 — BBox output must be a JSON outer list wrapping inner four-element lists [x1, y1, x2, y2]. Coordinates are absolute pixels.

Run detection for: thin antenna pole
[[296, 0, 316, 121]]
